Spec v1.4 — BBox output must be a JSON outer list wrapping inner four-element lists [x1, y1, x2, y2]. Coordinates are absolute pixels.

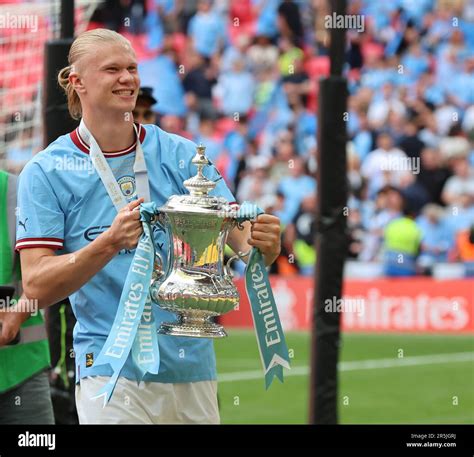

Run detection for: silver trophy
[[149, 145, 250, 338]]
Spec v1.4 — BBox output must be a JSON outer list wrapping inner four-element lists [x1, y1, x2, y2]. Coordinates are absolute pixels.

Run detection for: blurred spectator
[[347, 142, 363, 194], [282, 57, 311, 107], [277, 0, 304, 44], [434, 102, 461, 136], [462, 105, 474, 134], [253, 0, 280, 39], [361, 132, 413, 198], [441, 156, 474, 208], [277, 156, 316, 225], [278, 37, 304, 76], [418, 112, 443, 148], [269, 129, 296, 183], [247, 35, 280, 73], [220, 34, 252, 73], [236, 156, 276, 206], [415, 147, 451, 206], [444, 194, 474, 237], [359, 186, 405, 262], [215, 58, 255, 116], [367, 83, 406, 129], [397, 120, 425, 159], [223, 116, 250, 187], [287, 93, 316, 156], [193, 116, 222, 163], [284, 194, 316, 276], [352, 113, 375, 163], [188, 0, 226, 58], [138, 54, 186, 116], [453, 224, 474, 262], [133, 87, 158, 125], [346, 197, 364, 259], [438, 136, 470, 162], [416, 203, 452, 271], [400, 43, 430, 85], [91, 0, 129, 32], [234, 138, 260, 191], [446, 56, 474, 110], [383, 208, 422, 277], [177, 0, 199, 33], [182, 50, 218, 119]]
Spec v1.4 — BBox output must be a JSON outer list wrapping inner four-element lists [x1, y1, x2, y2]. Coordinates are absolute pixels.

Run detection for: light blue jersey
[[16, 124, 235, 384]]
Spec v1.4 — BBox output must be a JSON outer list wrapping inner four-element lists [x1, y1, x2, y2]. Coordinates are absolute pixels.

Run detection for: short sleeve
[[15, 161, 65, 251]]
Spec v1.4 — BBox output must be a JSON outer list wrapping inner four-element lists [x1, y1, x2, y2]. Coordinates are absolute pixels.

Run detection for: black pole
[[61, 0, 74, 39], [309, 0, 348, 424], [43, 0, 77, 147]]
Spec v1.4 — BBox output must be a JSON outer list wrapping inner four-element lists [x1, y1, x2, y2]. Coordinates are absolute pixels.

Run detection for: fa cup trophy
[[150, 145, 248, 338]]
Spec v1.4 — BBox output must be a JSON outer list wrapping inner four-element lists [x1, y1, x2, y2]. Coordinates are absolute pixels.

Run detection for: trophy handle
[[152, 251, 165, 281], [224, 249, 252, 278], [150, 212, 172, 284]]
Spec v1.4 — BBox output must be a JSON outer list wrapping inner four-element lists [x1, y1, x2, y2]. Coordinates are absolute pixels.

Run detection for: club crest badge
[[117, 176, 136, 198]]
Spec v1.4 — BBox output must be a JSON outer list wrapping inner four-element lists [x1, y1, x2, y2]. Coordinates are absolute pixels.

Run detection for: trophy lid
[[160, 144, 233, 215], [183, 144, 216, 197]]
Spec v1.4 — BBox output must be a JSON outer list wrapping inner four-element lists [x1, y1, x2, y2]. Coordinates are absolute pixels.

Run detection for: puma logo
[[18, 218, 28, 231]]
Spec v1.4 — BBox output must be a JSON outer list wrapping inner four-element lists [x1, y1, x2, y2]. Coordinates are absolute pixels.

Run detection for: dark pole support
[[61, 0, 74, 39], [309, 0, 348, 424], [43, 0, 77, 148]]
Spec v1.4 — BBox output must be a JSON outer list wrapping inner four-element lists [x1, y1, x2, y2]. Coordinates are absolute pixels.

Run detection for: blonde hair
[[57, 29, 133, 120]]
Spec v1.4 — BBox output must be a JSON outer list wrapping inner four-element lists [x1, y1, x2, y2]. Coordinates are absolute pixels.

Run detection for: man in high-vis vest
[[0, 169, 54, 424], [382, 188, 422, 277]]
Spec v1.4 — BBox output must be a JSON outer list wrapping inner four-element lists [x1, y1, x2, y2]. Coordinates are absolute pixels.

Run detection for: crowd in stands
[[5, 0, 474, 276]]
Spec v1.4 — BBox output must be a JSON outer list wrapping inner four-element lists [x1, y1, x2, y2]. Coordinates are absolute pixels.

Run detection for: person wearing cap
[[132, 86, 157, 125]]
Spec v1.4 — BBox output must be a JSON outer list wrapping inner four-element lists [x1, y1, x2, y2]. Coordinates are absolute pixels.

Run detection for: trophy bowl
[[149, 145, 246, 338]]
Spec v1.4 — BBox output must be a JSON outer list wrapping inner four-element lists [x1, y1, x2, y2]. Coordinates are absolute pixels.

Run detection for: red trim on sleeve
[[15, 237, 64, 251]]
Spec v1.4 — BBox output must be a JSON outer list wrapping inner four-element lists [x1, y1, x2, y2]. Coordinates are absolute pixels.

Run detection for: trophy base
[[158, 314, 227, 338]]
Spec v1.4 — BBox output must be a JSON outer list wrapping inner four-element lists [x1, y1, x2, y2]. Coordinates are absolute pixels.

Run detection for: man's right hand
[[0, 305, 29, 346], [106, 197, 144, 252], [19, 198, 147, 310]]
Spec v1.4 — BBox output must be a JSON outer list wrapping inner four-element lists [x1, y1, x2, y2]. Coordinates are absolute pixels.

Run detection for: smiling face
[[70, 42, 140, 119]]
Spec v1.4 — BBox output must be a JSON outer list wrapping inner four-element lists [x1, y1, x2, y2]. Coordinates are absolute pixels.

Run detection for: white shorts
[[75, 376, 220, 424]]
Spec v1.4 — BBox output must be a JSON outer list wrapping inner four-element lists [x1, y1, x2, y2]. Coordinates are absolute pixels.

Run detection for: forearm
[[22, 232, 120, 308]]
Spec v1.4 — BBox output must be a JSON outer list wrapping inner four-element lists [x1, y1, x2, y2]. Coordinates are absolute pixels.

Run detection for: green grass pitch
[[214, 330, 474, 424]]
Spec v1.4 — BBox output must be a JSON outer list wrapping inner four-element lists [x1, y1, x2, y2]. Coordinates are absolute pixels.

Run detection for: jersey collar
[[70, 123, 146, 157]]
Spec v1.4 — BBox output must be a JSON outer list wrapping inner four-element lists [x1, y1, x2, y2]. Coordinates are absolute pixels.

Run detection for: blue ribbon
[[92, 202, 160, 405], [93, 200, 289, 403], [236, 202, 291, 388]]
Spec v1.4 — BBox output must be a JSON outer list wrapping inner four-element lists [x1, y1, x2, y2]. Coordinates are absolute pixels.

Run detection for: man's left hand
[[247, 214, 282, 266]]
